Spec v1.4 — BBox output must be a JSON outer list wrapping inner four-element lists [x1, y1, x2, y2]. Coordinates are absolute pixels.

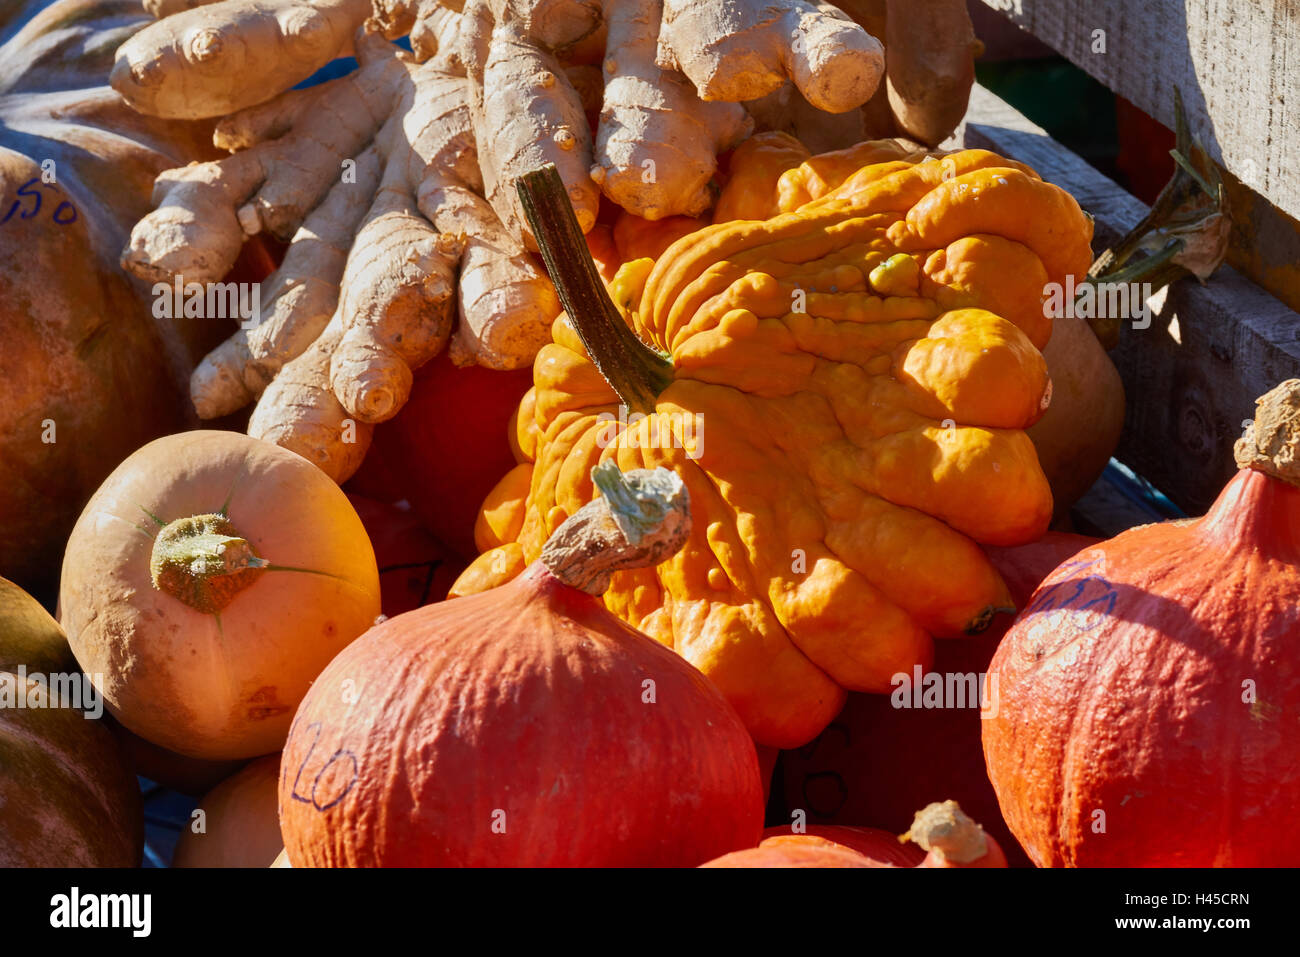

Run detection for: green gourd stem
[[516, 165, 674, 414], [150, 514, 268, 614], [540, 463, 691, 596]]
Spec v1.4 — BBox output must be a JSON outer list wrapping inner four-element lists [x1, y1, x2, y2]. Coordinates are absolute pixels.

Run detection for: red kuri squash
[[280, 463, 764, 866], [984, 380, 1300, 866], [365, 352, 534, 559]]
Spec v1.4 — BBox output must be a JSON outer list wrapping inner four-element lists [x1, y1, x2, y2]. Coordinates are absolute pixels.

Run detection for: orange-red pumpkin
[[280, 464, 764, 866], [985, 380, 1300, 866], [347, 494, 465, 615], [760, 825, 924, 866], [366, 352, 533, 559]]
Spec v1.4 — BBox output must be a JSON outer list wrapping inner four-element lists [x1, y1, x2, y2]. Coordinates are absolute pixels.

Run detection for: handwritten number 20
[[289, 720, 359, 812], [1, 178, 78, 226]]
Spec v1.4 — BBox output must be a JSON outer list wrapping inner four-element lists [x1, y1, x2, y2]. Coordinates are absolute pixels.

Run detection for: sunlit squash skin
[[468, 144, 1093, 748], [985, 381, 1300, 866]]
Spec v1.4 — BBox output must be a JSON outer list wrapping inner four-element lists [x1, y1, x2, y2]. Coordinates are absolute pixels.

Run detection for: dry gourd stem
[[901, 800, 988, 864], [1235, 379, 1300, 487], [517, 164, 674, 414], [540, 462, 691, 596], [1082, 87, 1229, 349]]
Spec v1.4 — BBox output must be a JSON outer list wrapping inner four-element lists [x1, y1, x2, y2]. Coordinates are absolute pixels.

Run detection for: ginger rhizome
[[120, 30, 557, 480], [397, 0, 887, 244]]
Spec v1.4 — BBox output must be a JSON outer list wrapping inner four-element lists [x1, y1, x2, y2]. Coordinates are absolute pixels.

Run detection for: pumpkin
[[365, 350, 534, 559], [347, 494, 465, 615], [463, 147, 1092, 748], [780, 532, 1098, 868], [280, 463, 764, 867], [760, 824, 925, 866], [173, 754, 282, 867], [59, 430, 382, 761], [1025, 313, 1125, 521], [703, 801, 1006, 868], [0, 0, 235, 600], [984, 379, 1300, 867], [0, 576, 142, 866]]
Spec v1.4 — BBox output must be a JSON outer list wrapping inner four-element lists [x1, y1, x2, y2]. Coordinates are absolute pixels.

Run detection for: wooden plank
[[951, 84, 1300, 514], [973, 0, 1300, 223]]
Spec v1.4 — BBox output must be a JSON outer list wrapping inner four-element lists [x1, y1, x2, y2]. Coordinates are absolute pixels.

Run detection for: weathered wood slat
[[974, 0, 1300, 223], [951, 84, 1300, 513]]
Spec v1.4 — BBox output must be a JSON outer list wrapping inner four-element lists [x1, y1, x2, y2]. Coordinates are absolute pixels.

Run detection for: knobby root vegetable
[[397, 0, 885, 241], [113, 0, 373, 119], [748, 0, 979, 150], [120, 29, 558, 480]]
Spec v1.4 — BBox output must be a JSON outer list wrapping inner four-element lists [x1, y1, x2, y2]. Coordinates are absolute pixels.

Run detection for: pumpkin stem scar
[[150, 513, 268, 614], [516, 164, 674, 414], [1235, 379, 1300, 488]]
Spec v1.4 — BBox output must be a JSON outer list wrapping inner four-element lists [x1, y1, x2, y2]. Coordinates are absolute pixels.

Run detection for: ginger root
[[113, 0, 373, 118], [120, 29, 557, 480], [393, 0, 888, 243]]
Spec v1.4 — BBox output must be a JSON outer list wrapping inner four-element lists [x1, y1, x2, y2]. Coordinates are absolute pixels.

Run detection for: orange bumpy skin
[[466, 143, 1093, 748]]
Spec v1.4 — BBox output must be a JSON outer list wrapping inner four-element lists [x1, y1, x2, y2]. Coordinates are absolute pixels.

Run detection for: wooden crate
[[953, 8, 1300, 517]]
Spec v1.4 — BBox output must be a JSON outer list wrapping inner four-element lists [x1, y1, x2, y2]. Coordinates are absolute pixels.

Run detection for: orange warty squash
[[1, 577, 142, 866], [280, 463, 764, 867], [984, 380, 1300, 866], [463, 149, 1093, 748], [703, 801, 1006, 868], [173, 754, 282, 868], [59, 431, 382, 761]]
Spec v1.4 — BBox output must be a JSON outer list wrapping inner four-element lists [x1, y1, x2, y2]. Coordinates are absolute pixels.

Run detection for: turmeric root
[[460, 0, 601, 244], [247, 311, 374, 480], [121, 35, 409, 282], [593, 0, 752, 219], [112, 0, 371, 118]]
